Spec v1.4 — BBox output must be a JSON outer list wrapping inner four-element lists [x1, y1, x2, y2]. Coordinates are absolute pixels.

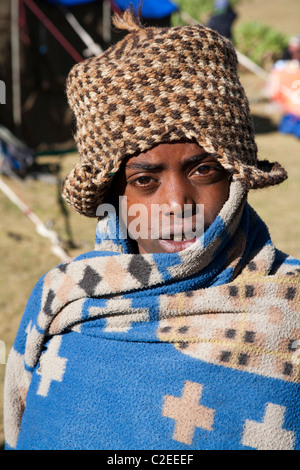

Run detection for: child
[[4, 11, 299, 450]]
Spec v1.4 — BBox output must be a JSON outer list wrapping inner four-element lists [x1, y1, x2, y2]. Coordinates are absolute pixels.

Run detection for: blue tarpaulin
[[45, 0, 98, 5], [113, 0, 178, 18], [45, 0, 178, 18]]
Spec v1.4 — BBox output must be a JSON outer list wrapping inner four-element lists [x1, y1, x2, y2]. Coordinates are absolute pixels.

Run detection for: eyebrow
[[125, 152, 212, 172], [125, 162, 166, 172]]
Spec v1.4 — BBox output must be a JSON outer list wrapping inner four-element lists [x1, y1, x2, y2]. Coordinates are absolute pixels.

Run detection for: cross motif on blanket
[[36, 336, 68, 397], [162, 381, 215, 445], [242, 403, 295, 450]]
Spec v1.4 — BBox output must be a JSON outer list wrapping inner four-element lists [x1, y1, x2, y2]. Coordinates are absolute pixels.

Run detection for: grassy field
[[0, 0, 299, 449]]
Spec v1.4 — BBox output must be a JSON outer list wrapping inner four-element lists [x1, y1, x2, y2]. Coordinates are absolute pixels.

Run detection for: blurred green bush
[[233, 21, 289, 68], [172, 0, 244, 25], [172, 0, 216, 24], [172, 0, 289, 68]]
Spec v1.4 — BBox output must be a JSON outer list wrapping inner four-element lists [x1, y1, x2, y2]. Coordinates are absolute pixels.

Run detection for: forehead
[[124, 141, 208, 168]]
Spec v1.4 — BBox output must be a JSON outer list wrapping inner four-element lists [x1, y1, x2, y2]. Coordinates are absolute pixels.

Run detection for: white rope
[[58, 4, 103, 57], [0, 177, 70, 262], [11, 0, 22, 131]]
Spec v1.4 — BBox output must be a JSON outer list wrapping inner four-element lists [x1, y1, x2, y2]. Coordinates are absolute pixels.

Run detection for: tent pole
[[103, 0, 111, 45], [11, 0, 22, 138]]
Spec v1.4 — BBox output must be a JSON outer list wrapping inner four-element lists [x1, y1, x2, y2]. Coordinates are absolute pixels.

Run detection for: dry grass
[[234, 0, 300, 36], [1, 0, 299, 449], [0, 155, 97, 448]]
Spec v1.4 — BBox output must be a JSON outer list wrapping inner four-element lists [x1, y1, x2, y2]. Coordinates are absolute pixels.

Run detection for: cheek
[[120, 193, 152, 236], [200, 180, 230, 225]]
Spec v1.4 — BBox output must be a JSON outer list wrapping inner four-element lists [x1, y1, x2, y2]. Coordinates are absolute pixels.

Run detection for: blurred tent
[[0, 0, 178, 155]]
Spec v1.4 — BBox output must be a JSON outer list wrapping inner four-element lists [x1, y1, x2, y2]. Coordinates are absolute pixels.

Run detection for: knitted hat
[[62, 11, 287, 217]]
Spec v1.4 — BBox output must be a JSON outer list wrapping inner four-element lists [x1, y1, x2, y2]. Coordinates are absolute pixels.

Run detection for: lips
[[154, 226, 198, 253], [157, 225, 198, 240], [157, 237, 197, 253]]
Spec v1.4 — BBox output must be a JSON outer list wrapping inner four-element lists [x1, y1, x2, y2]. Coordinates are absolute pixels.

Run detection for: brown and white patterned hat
[[62, 11, 287, 217]]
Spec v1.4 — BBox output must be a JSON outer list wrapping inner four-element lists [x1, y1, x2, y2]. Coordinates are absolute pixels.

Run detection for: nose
[[156, 176, 202, 239], [153, 173, 204, 240], [160, 175, 194, 217]]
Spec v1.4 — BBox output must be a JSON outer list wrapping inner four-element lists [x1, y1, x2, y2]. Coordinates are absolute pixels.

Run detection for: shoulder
[[13, 250, 108, 352], [43, 250, 114, 278], [24, 251, 108, 316]]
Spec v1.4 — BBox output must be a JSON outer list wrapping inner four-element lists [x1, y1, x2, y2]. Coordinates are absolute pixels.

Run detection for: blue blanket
[[4, 181, 300, 449]]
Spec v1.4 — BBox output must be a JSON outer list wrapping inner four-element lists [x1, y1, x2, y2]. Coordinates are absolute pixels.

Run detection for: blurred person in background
[[207, 0, 237, 41], [282, 35, 300, 62]]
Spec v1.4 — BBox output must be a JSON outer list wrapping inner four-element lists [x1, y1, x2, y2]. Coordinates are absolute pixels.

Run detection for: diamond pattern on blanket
[[103, 257, 128, 292], [79, 266, 102, 295], [56, 274, 78, 305], [128, 256, 153, 286], [242, 403, 295, 450], [57, 261, 69, 273], [43, 289, 55, 316], [36, 336, 67, 397]]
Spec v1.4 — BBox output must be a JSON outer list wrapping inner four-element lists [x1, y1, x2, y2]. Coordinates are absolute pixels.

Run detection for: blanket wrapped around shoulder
[[4, 181, 300, 450]]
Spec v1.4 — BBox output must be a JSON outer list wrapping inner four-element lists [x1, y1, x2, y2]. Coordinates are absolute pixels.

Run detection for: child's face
[[115, 141, 231, 254]]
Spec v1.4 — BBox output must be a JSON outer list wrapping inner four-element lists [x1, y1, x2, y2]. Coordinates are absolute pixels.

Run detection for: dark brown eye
[[194, 165, 217, 175], [131, 176, 155, 187]]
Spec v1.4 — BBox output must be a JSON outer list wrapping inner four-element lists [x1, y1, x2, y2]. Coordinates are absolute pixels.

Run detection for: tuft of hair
[[112, 8, 143, 32]]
